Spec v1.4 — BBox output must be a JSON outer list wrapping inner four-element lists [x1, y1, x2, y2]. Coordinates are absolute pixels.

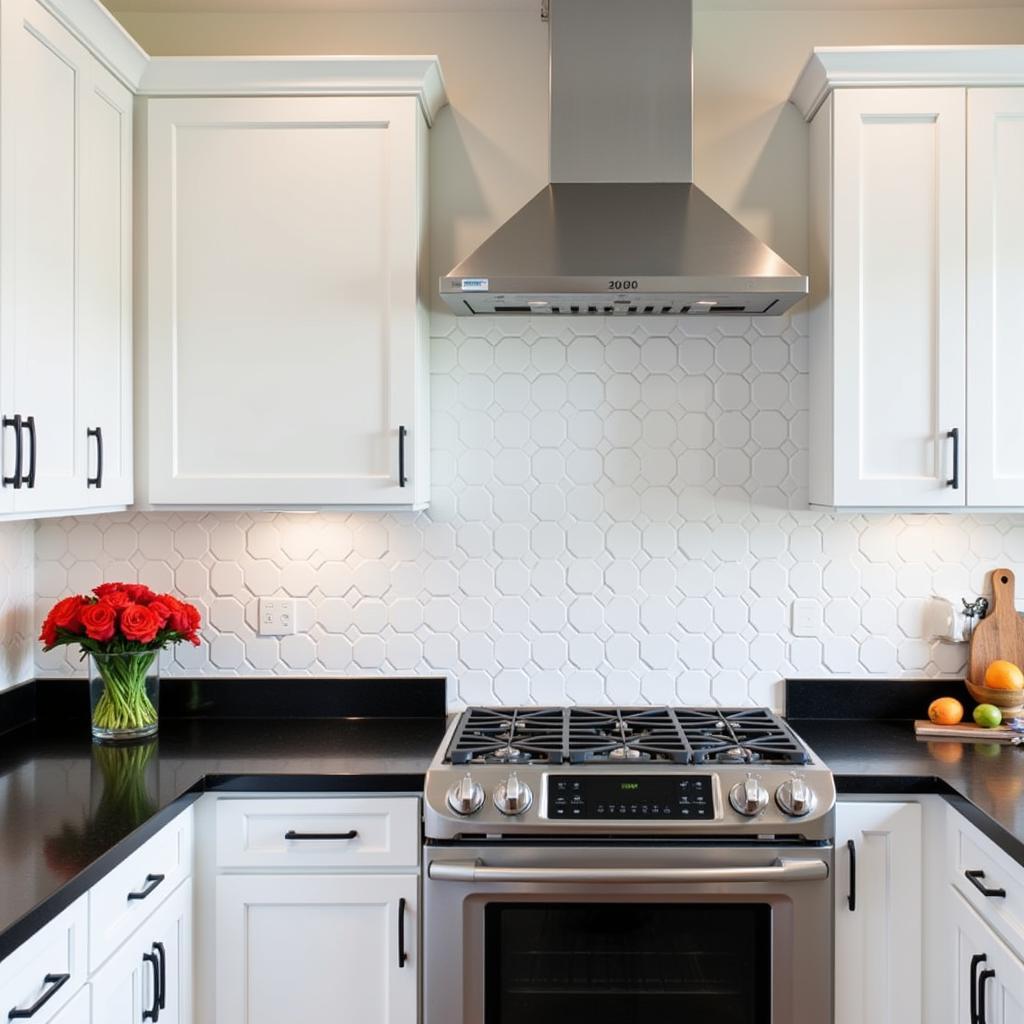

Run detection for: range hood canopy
[[440, 0, 807, 317]]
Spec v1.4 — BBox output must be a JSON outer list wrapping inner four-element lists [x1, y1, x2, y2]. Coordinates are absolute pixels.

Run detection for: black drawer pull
[[846, 838, 856, 911], [398, 897, 408, 968], [127, 873, 165, 901], [398, 425, 407, 488], [966, 870, 1006, 899], [947, 427, 960, 490], [142, 951, 160, 1022], [978, 967, 995, 1024], [87, 426, 103, 488], [153, 941, 166, 1010], [970, 953, 986, 1024], [8, 973, 71, 1020], [284, 830, 358, 841], [22, 416, 35, 489], [2, 416, 22, 489]]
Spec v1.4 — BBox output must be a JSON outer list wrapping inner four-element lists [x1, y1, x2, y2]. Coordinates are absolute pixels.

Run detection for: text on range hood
[[440, 0, 807, 317]]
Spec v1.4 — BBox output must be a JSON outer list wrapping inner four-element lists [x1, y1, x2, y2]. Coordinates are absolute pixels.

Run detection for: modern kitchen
[[1, 0, 1024, 1021]]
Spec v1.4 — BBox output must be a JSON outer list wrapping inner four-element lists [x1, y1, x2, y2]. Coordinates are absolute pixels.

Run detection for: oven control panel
[[546, 775, 715, 820]]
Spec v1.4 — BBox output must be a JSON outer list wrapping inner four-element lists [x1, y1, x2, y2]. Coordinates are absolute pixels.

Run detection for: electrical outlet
[[791, 599, 822, 638], [259, 598, 296, 636]]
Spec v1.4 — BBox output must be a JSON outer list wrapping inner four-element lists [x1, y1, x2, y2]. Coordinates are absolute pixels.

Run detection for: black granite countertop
[[0, 678, 448, 964]]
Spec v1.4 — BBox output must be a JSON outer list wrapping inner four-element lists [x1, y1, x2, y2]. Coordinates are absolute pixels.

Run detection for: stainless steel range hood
[[440, 0, 808, 317]]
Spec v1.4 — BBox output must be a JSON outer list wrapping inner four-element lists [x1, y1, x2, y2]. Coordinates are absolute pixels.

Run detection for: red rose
[[99, 589, 131, 610], [120, 603, 160, 644], [39, 617, 58, 648], [146, 599, 172, 628], [124, 584, 157, 603], [80, 602, 117, 642], [52, 596, 85, 632], [93, 583, 125, 599]]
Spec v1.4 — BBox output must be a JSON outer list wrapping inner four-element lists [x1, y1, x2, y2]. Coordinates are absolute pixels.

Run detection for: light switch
[[259, 598, 296, 636], [791, 599, 822, 638]]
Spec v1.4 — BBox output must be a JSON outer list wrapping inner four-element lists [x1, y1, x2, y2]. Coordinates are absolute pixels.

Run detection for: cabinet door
[[91, 880, 192, 1024], [831, 89, 966, 508], [216, 873, 416, 1024], [50, 987, 90, 1024], [835, 801, 922, 1024], [0, 0, 83, 513], [967, 88, 1024, 507], [951, 891, 1024, 1024], [77, 64, 134, 509], [142, 96, 427, 507]]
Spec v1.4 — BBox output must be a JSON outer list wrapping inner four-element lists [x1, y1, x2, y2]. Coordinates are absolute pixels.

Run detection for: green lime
[[973, 704, 1003, 728]]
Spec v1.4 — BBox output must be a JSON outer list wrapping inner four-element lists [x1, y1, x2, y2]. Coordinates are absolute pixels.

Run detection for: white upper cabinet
[[967, 88, 1024, 507], [138, 81, 440, 509], [808, 87, 967, 510], [794, 48, 1024, 510], [0, 0, 134, 518]]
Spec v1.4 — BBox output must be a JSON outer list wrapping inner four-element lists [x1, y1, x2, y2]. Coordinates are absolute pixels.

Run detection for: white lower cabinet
[[216, 873, 416, 1024], [951, 892, 1024, 1024], [91, 879, 193, 1024], [49, 986, 91, 1024], [834, 801, 923, 1024]]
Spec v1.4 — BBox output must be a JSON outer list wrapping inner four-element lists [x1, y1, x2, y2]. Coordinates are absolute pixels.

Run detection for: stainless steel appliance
[[439, 0, 808, 318], [424, 707, 835, 1024]]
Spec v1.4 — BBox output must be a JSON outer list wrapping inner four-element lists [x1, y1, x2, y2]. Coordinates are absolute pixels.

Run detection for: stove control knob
[[493, 772, 533, 816], [729, 775, 769, 817], [776, 777, 816, 818], [446, 774, 485, 816]]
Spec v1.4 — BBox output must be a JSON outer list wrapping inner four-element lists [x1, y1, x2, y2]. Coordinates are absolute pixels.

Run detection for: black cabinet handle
[[398, 425, 407, 488], [142, 951, 160, 1022], [947, 427, 960, 489], [284, 830, 358, 841], [978, 967, 995, 1024], [398, 897, 408, 968], [970, 953, 986, 1024], [153, 941, 166, 1011], [87, 427, 103, 488], [8, 973, 70, 1020], [22, 416, 35, 489], [127, 873, 165, 901], [2, 415, 22, 489], [846, 839, 856, 911], [965, 870, 1006, 899]]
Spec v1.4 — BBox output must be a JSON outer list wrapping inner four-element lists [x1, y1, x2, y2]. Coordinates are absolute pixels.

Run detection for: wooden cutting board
[[968, 567, 1024, 687], [915, 720, 1022, 743]]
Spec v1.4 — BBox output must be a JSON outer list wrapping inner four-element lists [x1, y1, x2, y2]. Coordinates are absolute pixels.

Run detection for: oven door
[[424, 842, 833, 1024]]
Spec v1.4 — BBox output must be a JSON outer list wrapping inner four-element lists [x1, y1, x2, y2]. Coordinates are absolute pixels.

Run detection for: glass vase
[[89, 651, 160, 742]]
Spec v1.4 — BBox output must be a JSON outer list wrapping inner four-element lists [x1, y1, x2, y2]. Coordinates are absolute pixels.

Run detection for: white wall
[[0, 522, 35, 691]]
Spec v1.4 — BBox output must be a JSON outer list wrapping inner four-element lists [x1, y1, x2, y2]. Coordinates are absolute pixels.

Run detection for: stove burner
[[445, 707, 811, 766]]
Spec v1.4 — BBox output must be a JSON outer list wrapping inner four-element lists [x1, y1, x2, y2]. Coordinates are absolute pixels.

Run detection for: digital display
[[546, 775, 715, 820]]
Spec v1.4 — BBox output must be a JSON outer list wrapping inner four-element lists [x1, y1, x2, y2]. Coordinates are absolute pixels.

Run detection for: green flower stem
[[92, 654, 157, 733]]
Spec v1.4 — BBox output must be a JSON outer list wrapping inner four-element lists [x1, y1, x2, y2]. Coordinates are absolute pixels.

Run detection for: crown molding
[[33, 0, 449, 124], [137, 55, 448, 124], [790, 45, 1024, 121]]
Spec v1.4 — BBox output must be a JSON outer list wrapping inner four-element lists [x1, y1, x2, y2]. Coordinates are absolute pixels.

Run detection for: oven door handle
[[427, 858, 829, 884]]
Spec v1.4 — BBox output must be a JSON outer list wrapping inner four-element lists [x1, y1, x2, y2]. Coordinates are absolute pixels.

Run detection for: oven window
[[484, 903, 771, 1024]]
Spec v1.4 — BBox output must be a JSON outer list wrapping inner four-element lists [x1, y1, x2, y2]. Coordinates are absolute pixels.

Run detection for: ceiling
[[103, 0, 1024, 13]]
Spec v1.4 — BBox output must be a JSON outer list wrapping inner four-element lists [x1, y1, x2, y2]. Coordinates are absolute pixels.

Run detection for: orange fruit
[[928, 697, 964, 725], [984, 660, 1024, 691]]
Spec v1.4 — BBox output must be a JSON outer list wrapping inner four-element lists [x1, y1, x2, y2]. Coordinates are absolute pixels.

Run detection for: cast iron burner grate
[[444, 707, 810, 766]]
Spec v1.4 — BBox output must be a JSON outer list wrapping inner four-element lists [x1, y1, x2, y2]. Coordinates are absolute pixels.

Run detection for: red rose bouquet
[[40, 583, 202, 740]]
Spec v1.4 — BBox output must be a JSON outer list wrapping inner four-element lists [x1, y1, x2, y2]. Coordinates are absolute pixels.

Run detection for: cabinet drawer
[[0, 897, 87, 1024], [948, 807, 1024, 957], [88, 808, 193, 971], [216, 797, 420, 870]]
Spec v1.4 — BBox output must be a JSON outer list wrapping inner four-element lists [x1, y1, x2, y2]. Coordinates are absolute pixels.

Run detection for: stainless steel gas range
[[423, 706, 836, 1024]]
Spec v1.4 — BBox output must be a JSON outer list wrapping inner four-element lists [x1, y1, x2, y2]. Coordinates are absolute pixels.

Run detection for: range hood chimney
[[440, 0, 807, 317]]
